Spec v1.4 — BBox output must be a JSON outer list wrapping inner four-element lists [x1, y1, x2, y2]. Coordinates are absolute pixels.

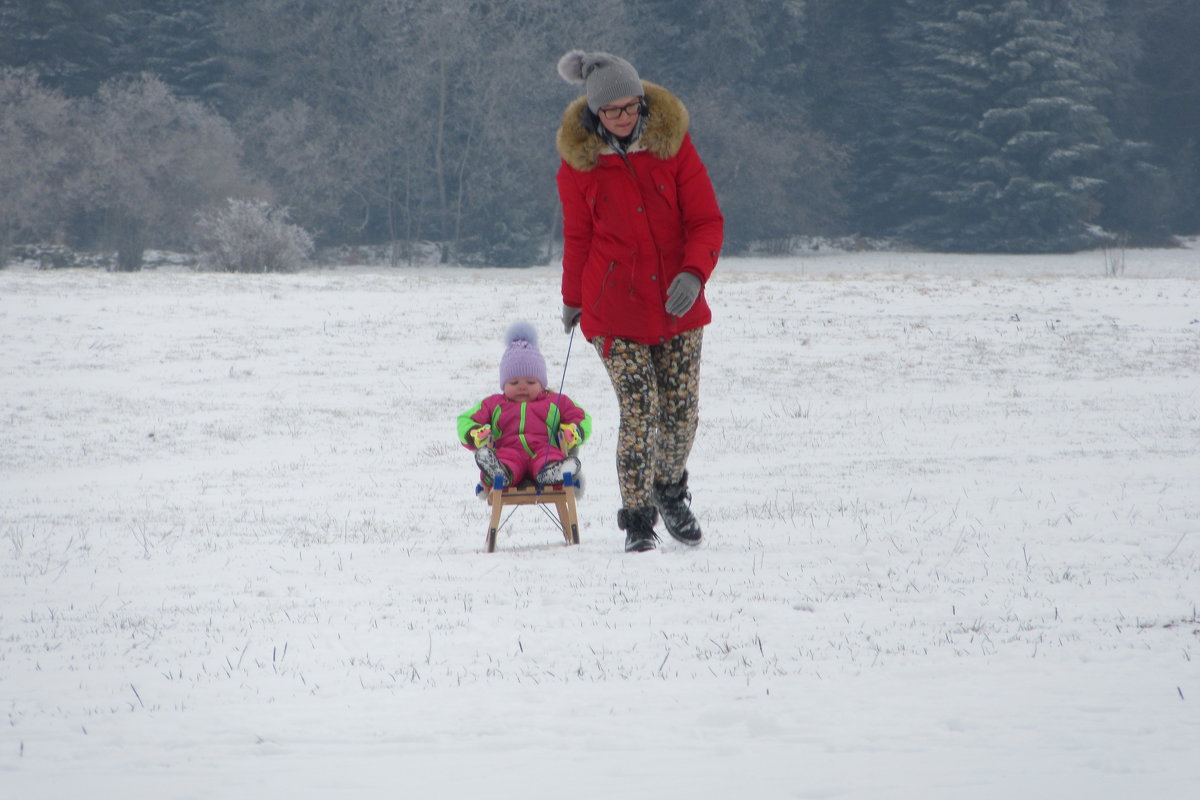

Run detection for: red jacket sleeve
[[674, 134, 724, 282], [557, 161, 590, 309]]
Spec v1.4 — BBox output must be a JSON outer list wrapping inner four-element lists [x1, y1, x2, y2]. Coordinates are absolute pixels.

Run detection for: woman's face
[[597, 95, 642, 137]]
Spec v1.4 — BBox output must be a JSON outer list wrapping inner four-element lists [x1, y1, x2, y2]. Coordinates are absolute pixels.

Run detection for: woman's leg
[[594, 336, 658, 509], [650, 327, 703, 485]]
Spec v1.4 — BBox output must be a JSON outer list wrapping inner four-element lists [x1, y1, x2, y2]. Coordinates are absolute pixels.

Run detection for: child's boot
[[536, 456, 581, 485], [474, 446, 511, 486]]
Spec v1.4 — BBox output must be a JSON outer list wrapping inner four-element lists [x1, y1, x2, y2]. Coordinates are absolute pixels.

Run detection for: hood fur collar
[[556, 81, 689, 172]]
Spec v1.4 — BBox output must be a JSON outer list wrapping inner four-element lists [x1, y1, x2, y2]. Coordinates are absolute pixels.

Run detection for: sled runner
[[479, 432, 581, 553]]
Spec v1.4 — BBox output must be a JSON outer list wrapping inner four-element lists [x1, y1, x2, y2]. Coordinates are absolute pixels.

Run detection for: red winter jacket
[[556, 81, 724, 348]]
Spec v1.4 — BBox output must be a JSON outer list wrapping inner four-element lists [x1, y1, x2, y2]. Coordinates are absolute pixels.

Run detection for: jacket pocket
[[650, 167, 679, 211]]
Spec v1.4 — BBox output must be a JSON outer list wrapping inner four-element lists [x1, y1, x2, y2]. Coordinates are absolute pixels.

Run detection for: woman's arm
[[675, 134, 724, 280], [557, 162, 592, 308]]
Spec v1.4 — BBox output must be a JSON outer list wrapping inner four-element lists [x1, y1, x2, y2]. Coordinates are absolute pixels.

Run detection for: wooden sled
[[480, 433, 580, 553]]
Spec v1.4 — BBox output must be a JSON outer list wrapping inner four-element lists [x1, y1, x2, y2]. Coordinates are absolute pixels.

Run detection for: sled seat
[[478, 432, 580, 553]]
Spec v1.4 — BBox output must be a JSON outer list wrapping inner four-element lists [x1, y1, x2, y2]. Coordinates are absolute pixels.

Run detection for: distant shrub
[[194, 199, 313, 273]]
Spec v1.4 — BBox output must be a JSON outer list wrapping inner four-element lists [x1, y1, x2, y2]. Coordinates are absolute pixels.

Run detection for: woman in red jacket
[[556, 50, 724, 553]]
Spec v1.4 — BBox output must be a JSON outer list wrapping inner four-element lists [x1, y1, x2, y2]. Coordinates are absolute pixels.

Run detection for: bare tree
[[219, 0, 631, 263]]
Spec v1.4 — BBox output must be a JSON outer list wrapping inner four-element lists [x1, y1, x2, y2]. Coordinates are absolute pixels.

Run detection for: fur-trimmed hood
[[556, 81, 689, 172]]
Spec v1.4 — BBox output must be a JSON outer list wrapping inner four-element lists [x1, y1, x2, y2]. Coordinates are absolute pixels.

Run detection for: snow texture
[[2, 248, 1198, 799]]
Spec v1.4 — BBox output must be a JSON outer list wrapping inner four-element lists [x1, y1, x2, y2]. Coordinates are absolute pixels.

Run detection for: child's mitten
[[469, 425, 492, 448], [559, 423, 582, 448]]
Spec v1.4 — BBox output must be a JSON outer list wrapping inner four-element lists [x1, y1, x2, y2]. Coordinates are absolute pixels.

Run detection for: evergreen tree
[[1115, 0, 1200, 235], [0, 0, 124, 97], [858, 0, 1132, 252], [0, 1, 224, 104], [1051, 0, 1173, 244], [805, 0, 899, 234], [805, 3, 894, 124], [118, 0, 226, 106]]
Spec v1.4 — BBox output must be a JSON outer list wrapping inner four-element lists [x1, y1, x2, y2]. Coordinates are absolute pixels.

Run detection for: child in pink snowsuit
[[458, 321, 591, 487]]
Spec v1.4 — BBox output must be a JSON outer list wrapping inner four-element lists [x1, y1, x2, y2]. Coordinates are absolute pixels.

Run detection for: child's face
[[503, 376, 544, 402]]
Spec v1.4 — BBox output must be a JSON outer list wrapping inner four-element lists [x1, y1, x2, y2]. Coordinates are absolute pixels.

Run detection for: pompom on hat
[[557, 50, 644, 113], [498, 321, 548, 390]]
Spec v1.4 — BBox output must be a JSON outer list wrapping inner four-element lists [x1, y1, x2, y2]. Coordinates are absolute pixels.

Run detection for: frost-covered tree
[[431, 0, 635, 264], [72, 75, 258, 270], [219, 0, 482, 251], [220, 0, 632, 264], [0, 71, 75, 266]]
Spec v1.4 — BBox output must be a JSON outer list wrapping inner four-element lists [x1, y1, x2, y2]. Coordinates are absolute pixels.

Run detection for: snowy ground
[[2, 248, 1198, 799]]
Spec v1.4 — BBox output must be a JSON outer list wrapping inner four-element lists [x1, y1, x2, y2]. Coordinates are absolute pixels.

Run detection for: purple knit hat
[[499, 321, 547, 390]]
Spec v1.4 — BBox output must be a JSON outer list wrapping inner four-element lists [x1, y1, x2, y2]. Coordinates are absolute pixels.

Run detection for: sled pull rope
[[534, 326, 576, 494], [557, 325, 575, 397]]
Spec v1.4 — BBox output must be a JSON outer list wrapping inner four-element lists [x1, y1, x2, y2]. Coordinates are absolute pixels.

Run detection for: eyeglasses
[[598, 99, 642, 120]]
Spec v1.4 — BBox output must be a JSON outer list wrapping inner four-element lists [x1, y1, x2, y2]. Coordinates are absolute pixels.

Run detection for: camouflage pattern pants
[[593, 328, 703, 509]]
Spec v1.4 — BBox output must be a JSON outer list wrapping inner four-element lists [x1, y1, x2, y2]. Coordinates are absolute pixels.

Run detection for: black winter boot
[[652, 470, 702, 545], [618, 507, 660, 553]]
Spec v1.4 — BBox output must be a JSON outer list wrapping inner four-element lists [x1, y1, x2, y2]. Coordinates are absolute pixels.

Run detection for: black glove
[[562, 304, 582, 333]]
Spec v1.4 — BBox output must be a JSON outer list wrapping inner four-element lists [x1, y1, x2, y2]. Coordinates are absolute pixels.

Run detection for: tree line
[[1, 0, 1196, 269]]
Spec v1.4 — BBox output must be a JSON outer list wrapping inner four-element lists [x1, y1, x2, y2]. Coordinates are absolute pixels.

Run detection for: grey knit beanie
[[557, 50, 643, 112]]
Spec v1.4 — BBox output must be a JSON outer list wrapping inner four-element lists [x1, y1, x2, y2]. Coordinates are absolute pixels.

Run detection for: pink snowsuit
[[458, 391, 591, 485]]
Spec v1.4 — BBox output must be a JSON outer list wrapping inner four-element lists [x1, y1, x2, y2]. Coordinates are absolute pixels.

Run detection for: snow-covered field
[[2, 248, 1198, 799]]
